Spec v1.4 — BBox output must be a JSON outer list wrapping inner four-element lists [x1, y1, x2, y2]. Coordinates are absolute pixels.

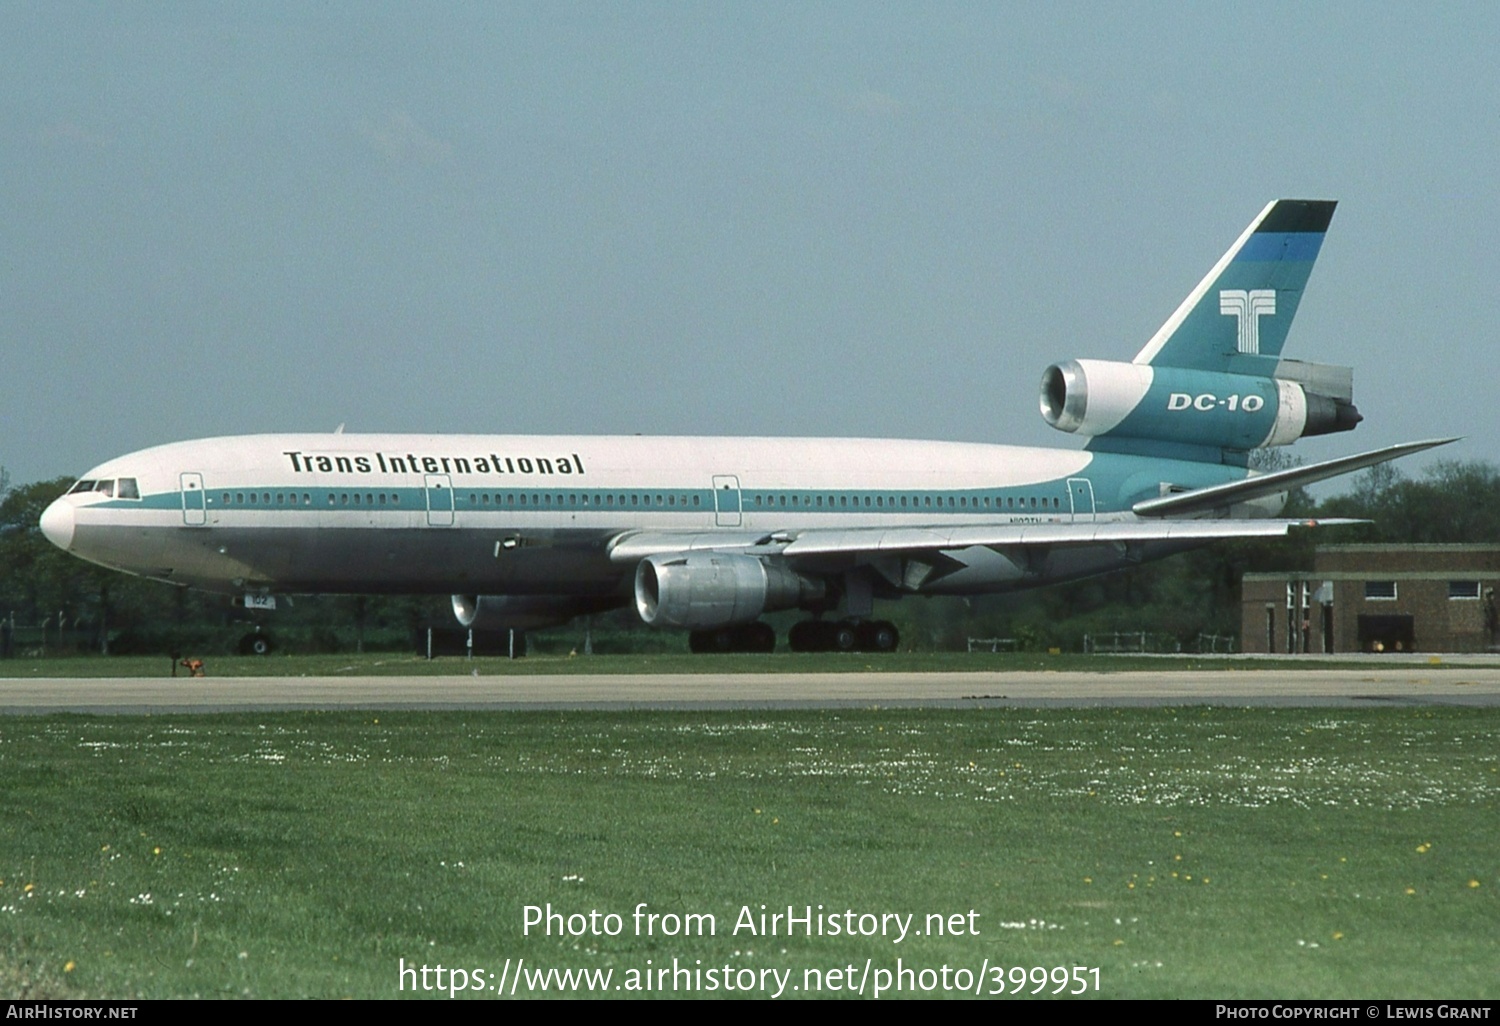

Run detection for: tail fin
[[1043, 200, 1359, 466], [1132, 199, 1336, 373]]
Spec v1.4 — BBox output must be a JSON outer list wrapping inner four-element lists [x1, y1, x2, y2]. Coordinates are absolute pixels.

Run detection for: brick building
[[1241, 545, 1500, 654]]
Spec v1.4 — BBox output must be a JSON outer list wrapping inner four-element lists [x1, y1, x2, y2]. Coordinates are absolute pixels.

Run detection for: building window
[[1364, 581, 1398, 600], [1448, 580, 1482, 600]]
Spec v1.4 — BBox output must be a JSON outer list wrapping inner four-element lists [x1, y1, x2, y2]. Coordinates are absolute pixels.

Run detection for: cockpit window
[[116, 478, 140, 500], [68, 480, 96, 494], [93, 480, 115, 498]]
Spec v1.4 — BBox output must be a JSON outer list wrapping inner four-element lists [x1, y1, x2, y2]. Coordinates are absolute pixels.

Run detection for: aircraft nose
[[40, 499, 75, 551]]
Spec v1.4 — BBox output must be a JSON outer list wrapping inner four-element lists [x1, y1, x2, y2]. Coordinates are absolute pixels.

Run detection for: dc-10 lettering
[[1167, 393, 1266, 413], [41, 200, 1450, 653]]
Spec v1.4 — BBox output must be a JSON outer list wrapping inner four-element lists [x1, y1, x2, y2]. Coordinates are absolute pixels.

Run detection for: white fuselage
[[40, 432, 1248, 601]]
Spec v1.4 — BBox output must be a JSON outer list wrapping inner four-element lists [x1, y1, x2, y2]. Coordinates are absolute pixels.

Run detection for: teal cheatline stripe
[[119, 482, 1118, 516]]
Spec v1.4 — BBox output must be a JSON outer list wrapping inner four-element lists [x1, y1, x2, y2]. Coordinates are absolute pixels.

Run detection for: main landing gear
[[787, 619, 900, 653]]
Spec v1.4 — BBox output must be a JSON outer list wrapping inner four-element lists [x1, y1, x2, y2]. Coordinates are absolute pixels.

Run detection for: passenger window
[[249, 493, 257, 504]]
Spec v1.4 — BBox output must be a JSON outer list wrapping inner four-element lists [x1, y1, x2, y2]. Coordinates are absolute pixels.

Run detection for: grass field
[[2, 706, 1496, 999]]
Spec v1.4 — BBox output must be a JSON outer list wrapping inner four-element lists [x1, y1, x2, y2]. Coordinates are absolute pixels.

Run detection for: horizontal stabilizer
[[1131, 438, 1457, 518]]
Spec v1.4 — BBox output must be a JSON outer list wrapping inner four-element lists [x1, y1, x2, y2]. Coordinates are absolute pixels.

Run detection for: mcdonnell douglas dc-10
[[41, 200, 1449, 652]]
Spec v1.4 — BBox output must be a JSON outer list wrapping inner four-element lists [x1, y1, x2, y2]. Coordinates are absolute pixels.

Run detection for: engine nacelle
[[634, 552, 826, 630], [452, 594, 620, 630], [1040, 359, 1359, 450]]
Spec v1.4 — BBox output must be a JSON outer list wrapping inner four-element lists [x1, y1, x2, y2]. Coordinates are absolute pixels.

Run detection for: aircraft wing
[[607, 517, 1361, 564], [1131, 438, 1456, 518]]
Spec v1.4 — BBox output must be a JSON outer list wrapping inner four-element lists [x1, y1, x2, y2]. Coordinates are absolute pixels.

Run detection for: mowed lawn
[[2, 707, 1495, 999]]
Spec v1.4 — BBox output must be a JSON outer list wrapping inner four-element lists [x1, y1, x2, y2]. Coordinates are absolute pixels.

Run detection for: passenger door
[[425, 474, 455, 527], [1067, 478, 1096, 523], [712, 475, 742, 527], [180, 472, 207, 526]]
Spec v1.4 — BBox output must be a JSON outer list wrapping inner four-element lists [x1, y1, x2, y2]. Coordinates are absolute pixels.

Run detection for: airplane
[[39, 199, 1451, 653]]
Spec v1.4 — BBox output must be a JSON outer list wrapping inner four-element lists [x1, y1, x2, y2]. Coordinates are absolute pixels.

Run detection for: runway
[[5, 666, 1500, 713]]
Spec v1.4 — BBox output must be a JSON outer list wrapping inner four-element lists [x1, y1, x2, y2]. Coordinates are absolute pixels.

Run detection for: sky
[[2, 2, 1496, 488]]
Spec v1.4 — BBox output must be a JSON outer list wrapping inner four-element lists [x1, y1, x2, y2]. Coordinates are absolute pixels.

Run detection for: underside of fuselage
[[68, 519, 1201, 602]]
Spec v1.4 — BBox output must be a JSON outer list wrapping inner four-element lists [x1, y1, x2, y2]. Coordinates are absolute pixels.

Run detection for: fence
[[1082, 631, 1238, 655]]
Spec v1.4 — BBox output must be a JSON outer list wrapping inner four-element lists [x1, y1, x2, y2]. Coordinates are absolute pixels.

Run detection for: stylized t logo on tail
[[1220, 289, 1276, 354]]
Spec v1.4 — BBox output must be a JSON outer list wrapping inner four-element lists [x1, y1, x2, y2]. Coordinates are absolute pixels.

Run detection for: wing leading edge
[[608, 517, 1363, 565]]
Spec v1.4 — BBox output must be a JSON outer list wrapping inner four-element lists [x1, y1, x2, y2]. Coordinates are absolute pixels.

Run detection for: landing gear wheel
[[239, 632, 274, 656], [831, 623, 859, 652], [858, 620, 899, 653]]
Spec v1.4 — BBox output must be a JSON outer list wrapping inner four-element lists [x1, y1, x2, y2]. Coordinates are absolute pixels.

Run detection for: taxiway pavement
[[5, 667, 1500, 714]]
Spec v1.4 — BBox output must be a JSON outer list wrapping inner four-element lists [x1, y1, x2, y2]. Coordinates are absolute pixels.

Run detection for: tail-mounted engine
[[1040, 359, 1360, 451]]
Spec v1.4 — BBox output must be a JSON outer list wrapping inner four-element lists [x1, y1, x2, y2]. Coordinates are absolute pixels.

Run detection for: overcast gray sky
[[2, 2, 1494, 487]]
